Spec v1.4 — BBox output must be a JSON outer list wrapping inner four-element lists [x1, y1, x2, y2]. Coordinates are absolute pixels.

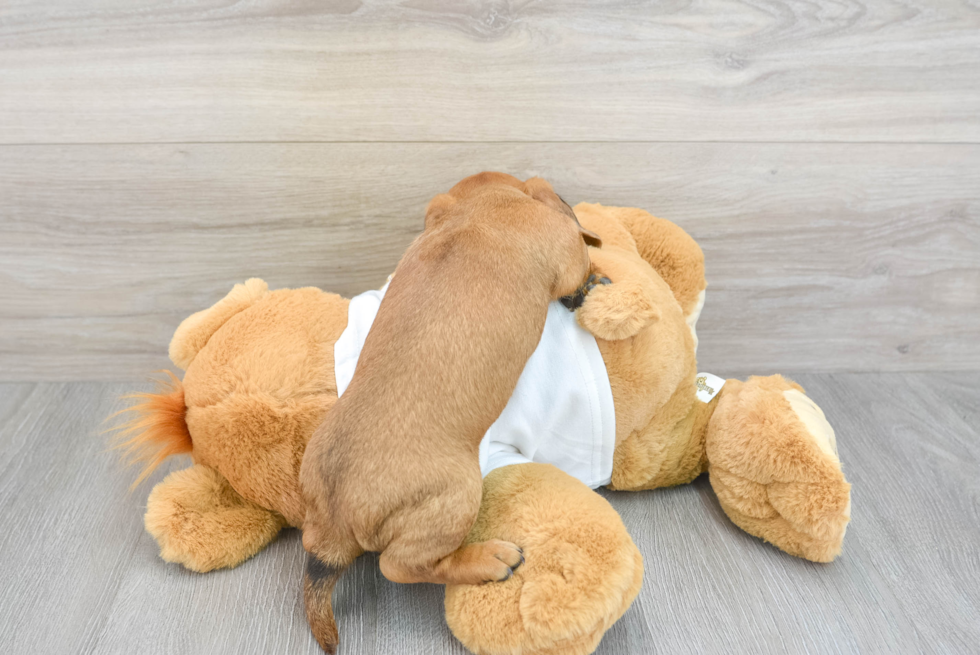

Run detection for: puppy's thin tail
[[304, 552, 356, 654]]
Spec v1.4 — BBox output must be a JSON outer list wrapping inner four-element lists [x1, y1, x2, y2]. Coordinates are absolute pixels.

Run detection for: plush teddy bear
[[114, 203, 851, 655]]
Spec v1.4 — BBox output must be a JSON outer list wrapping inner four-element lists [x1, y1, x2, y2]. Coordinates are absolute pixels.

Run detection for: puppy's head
[[424, 172, 601, 298]]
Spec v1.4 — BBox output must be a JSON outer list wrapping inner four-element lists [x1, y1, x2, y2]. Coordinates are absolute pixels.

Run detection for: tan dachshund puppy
[[299, 172, 601, 653]]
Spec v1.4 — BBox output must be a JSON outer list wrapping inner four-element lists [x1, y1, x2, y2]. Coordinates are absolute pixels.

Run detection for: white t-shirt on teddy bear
[[334, 279, 617, 490]]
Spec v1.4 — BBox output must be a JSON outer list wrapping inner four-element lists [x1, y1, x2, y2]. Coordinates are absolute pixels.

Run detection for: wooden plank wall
[[1, 1, 978, 381]]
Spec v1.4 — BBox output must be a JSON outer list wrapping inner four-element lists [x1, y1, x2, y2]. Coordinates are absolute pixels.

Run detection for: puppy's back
[[338, 224, 547, 457]]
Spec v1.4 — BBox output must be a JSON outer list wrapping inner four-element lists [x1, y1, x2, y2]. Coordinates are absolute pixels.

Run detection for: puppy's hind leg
[[381, 535, 525, 586], [378, 485, 524, 586]]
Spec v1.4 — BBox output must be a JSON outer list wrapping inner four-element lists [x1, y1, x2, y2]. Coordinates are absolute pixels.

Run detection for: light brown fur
[[110, 199, 850, 655], [444, 464, 643, 655], [572, 203, 849, 564], [145, 464, 288, 571], [298, 173, 601, 653]]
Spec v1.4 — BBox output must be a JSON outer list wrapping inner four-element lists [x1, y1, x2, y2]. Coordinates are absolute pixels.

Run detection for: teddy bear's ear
[[424, 193, 457, 231]]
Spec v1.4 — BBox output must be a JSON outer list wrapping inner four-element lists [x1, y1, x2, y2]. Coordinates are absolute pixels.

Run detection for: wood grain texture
[[2, 142, 977, 380], [609, 370, 980, 654], [2, 2, 976, 652], [1, 375, 977, 653], [1, 0, 979, 144]]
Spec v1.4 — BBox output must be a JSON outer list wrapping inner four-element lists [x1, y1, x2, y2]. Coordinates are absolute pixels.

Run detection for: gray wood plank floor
[[2, 373, 977, 654]]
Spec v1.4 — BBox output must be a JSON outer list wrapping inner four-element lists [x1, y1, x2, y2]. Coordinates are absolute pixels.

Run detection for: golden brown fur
[[110, 199, 850, 655], [444, 464, 643, 655], [298, 173, 601, 653], [145, 464, 288, 571]]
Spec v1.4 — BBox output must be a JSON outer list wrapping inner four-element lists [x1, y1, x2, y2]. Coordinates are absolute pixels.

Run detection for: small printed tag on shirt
[[695, 372, 726, 403]]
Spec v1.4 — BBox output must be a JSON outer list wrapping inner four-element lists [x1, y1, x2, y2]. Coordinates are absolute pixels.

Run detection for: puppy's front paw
[[577, 279, 660, 341]]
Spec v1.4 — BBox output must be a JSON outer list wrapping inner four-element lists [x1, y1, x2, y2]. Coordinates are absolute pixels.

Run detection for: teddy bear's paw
[[705, 376, 851, 563], [576, 278, 660, 341], [145, 464, 287, 572]]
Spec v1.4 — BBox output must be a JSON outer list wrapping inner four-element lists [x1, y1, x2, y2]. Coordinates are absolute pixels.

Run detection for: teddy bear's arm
[[144, 464, 287, 572], [575, 246, 663, 341], [608, 207, 706, 318], [573, 203, 706, 320]]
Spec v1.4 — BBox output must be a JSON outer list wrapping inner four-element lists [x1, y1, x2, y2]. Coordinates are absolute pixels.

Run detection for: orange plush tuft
[[107, 370, 193, 488]]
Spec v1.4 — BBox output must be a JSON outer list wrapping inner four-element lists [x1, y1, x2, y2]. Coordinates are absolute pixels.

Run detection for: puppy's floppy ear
[[425, 193, 456, 230], [578, 225, 603, 248], [522, 177, 565, 212], [554, 193, 602, 247], [524, 178, 603, 248]]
